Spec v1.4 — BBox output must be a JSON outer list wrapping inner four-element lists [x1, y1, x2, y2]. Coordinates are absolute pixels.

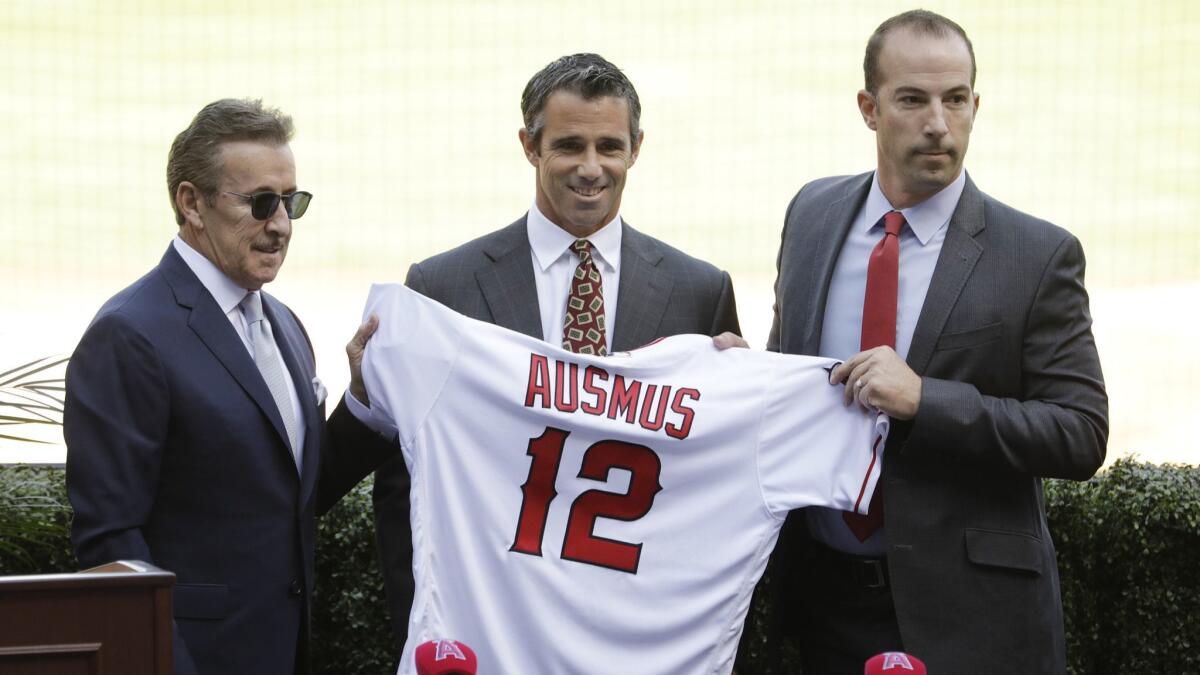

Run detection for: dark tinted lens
[[284, 191, 312, 219], [249, 192, 282, 220]]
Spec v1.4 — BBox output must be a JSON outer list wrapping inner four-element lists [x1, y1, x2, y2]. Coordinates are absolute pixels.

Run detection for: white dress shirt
[[173, 236, 306, 459], [526, 201, 622, 349], [806, 170, 966, 555], [346, 203, 626, 428]]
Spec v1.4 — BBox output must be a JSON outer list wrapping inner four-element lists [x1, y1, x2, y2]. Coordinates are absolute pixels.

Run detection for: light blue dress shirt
[[806, 170, 966, 555]]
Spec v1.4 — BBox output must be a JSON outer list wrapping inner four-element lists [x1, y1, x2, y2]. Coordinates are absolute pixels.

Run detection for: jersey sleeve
[[361, 283, 464, 447], [756, 354, 889, 517]]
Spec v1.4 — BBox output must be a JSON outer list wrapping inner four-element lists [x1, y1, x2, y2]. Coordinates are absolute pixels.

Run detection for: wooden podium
[[0, 560, 174, 674]]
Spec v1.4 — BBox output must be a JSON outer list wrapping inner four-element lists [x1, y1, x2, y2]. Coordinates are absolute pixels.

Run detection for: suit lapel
[[906, 175, 986, 375], [476, 218, 543, 338], [613, 223, 672, 351], [159, 247, 298, 478], [263, 295, 321, 501], [798, 174, 873, 355]]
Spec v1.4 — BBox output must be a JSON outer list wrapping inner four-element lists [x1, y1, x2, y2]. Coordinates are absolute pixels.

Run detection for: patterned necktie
[[240, 292, 303, 471], [843, 209, 904, 541], [562, 239, 608, 356]]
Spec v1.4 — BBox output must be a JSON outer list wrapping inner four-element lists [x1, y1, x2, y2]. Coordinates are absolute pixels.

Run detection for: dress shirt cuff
[[342, 389, 398, 441]]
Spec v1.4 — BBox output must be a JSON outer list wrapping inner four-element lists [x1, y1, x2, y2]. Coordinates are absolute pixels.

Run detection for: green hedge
[[2, 459, 1197, 674]]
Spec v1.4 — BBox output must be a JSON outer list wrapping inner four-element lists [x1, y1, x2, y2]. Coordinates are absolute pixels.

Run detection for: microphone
[[415, 639, 478, 675], [864, 651, 927, 675]]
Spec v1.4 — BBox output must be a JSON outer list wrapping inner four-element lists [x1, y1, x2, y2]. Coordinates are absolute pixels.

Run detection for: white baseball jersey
[[361, 284, 887, 675]]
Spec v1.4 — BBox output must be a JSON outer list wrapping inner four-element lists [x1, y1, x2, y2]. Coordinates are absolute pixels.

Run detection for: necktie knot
[[571, 239, 595, 262], [883, 210, 905, 237], [240, 292, 264, 324]]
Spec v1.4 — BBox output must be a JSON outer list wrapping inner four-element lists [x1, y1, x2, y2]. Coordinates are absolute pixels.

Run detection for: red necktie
[[843, 210, 904, 541], [562, 239, 608, 356]]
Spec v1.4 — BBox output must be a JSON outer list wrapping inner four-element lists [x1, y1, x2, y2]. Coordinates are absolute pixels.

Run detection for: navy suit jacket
[[65, 245, 395, 675]]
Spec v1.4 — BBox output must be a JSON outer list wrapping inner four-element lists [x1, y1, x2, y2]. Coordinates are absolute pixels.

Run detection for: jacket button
[[288, 580, 303, 597]]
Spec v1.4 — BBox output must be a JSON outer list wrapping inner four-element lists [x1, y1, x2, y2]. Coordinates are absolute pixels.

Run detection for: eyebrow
[[547, 134, 627, 149], [893, 84, 971, 97]]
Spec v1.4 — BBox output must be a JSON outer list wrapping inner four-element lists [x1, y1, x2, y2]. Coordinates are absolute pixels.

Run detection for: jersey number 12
[[510, 427, 663, 573]]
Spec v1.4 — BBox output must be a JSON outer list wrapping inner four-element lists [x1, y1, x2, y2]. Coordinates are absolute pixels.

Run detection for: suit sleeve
[[315, 398, 399, 516], [62, 308, 201, 673], [707, 270, 741, 337], [64, 312, 168, 569], [904, 234, 1108, 480], [767, 187, 805, 352]]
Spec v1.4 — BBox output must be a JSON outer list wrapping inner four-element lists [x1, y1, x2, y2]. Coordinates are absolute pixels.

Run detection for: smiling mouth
[[570, 186, 606, 198]]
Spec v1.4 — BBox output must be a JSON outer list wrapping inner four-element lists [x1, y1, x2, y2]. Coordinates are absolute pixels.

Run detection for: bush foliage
[[2, 459, 1196, 674]]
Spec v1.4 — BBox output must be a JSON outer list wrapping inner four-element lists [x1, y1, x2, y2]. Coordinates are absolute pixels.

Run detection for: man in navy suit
[[64, 98, 396, 675]]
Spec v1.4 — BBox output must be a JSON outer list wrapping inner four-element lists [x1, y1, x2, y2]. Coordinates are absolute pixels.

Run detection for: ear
[[176, 181, 206, 231], [628, 129, 644, 167], [518, 127, 539, 167], [971, 92, 981, 123], [857, 89, 878, 131]]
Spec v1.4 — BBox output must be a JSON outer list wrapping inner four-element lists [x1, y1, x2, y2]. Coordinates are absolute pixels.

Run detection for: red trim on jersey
[[852, 433, 884, 513]]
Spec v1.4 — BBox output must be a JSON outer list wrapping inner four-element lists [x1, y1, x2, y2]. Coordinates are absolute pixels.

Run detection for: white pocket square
[[311, 376, 328, 406]]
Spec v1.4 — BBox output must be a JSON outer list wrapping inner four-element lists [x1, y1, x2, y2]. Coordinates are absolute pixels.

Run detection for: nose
[[577, 146, 602, 181], [924, 102, 949, 138], [264, 198, 292, 236]]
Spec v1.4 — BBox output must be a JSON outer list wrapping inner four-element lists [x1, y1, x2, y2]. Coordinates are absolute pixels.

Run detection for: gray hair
[[521, 53, 641, 147], [864, 9, 976, 95], [166, 98, 294, 225]]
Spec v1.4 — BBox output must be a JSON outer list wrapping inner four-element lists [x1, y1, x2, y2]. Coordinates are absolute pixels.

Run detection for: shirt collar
[[863, 169, 967, 245], [526, 201, 622, 273], [172, 234, 254, 314]]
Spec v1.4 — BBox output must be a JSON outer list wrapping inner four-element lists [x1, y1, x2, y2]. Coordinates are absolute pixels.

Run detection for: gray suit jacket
[[767, 172, 1107, 674], [372, 215, 740, 655]]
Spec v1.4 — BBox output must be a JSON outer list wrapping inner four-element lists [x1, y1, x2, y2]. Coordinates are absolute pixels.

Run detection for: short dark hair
[[521, 53, 641, 147], [864, 9, 976, 95], [166, 98, 294, 225]]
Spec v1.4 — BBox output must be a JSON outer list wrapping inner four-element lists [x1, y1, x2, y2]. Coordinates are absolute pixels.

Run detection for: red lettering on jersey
[[638, 384, 671, 432], [524, 354, 551, 409], [665, 388, 700, 439], [561, 440, 663, 573], [580, 365, 609, 415], [607, 375, 642, 424], [554, 361, 579, 412]]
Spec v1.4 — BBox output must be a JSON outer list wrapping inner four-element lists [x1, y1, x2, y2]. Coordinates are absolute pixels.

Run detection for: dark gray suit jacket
[[372, 215, 740, 655], [767, 173, 1108, 674]]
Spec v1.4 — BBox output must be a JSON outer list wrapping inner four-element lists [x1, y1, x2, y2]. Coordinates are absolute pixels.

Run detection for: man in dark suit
[[64, 98, 396, 675], [764, 10, 1108, 674], [370, 53, 741, 656]]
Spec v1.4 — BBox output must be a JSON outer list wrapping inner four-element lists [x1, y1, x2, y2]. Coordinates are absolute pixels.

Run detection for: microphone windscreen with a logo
[[415, 639, 478, 675], [864, 651, 927, 675]]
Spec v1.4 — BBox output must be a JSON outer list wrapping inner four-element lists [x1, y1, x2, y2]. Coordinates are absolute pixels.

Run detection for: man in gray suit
[[763, 10, 1108, 674], [371, 52, 740, 656]]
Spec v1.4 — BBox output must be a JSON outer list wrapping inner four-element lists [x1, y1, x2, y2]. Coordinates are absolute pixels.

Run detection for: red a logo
[[435, 640, 467, 661], [881, 652, 915, 670]]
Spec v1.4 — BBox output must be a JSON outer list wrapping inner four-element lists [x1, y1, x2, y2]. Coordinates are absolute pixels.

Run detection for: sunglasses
[[224, 190, 313, 220]]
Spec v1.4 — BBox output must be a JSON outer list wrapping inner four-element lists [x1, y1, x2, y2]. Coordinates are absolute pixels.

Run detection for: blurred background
[[1, 0, 1196, 466]]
